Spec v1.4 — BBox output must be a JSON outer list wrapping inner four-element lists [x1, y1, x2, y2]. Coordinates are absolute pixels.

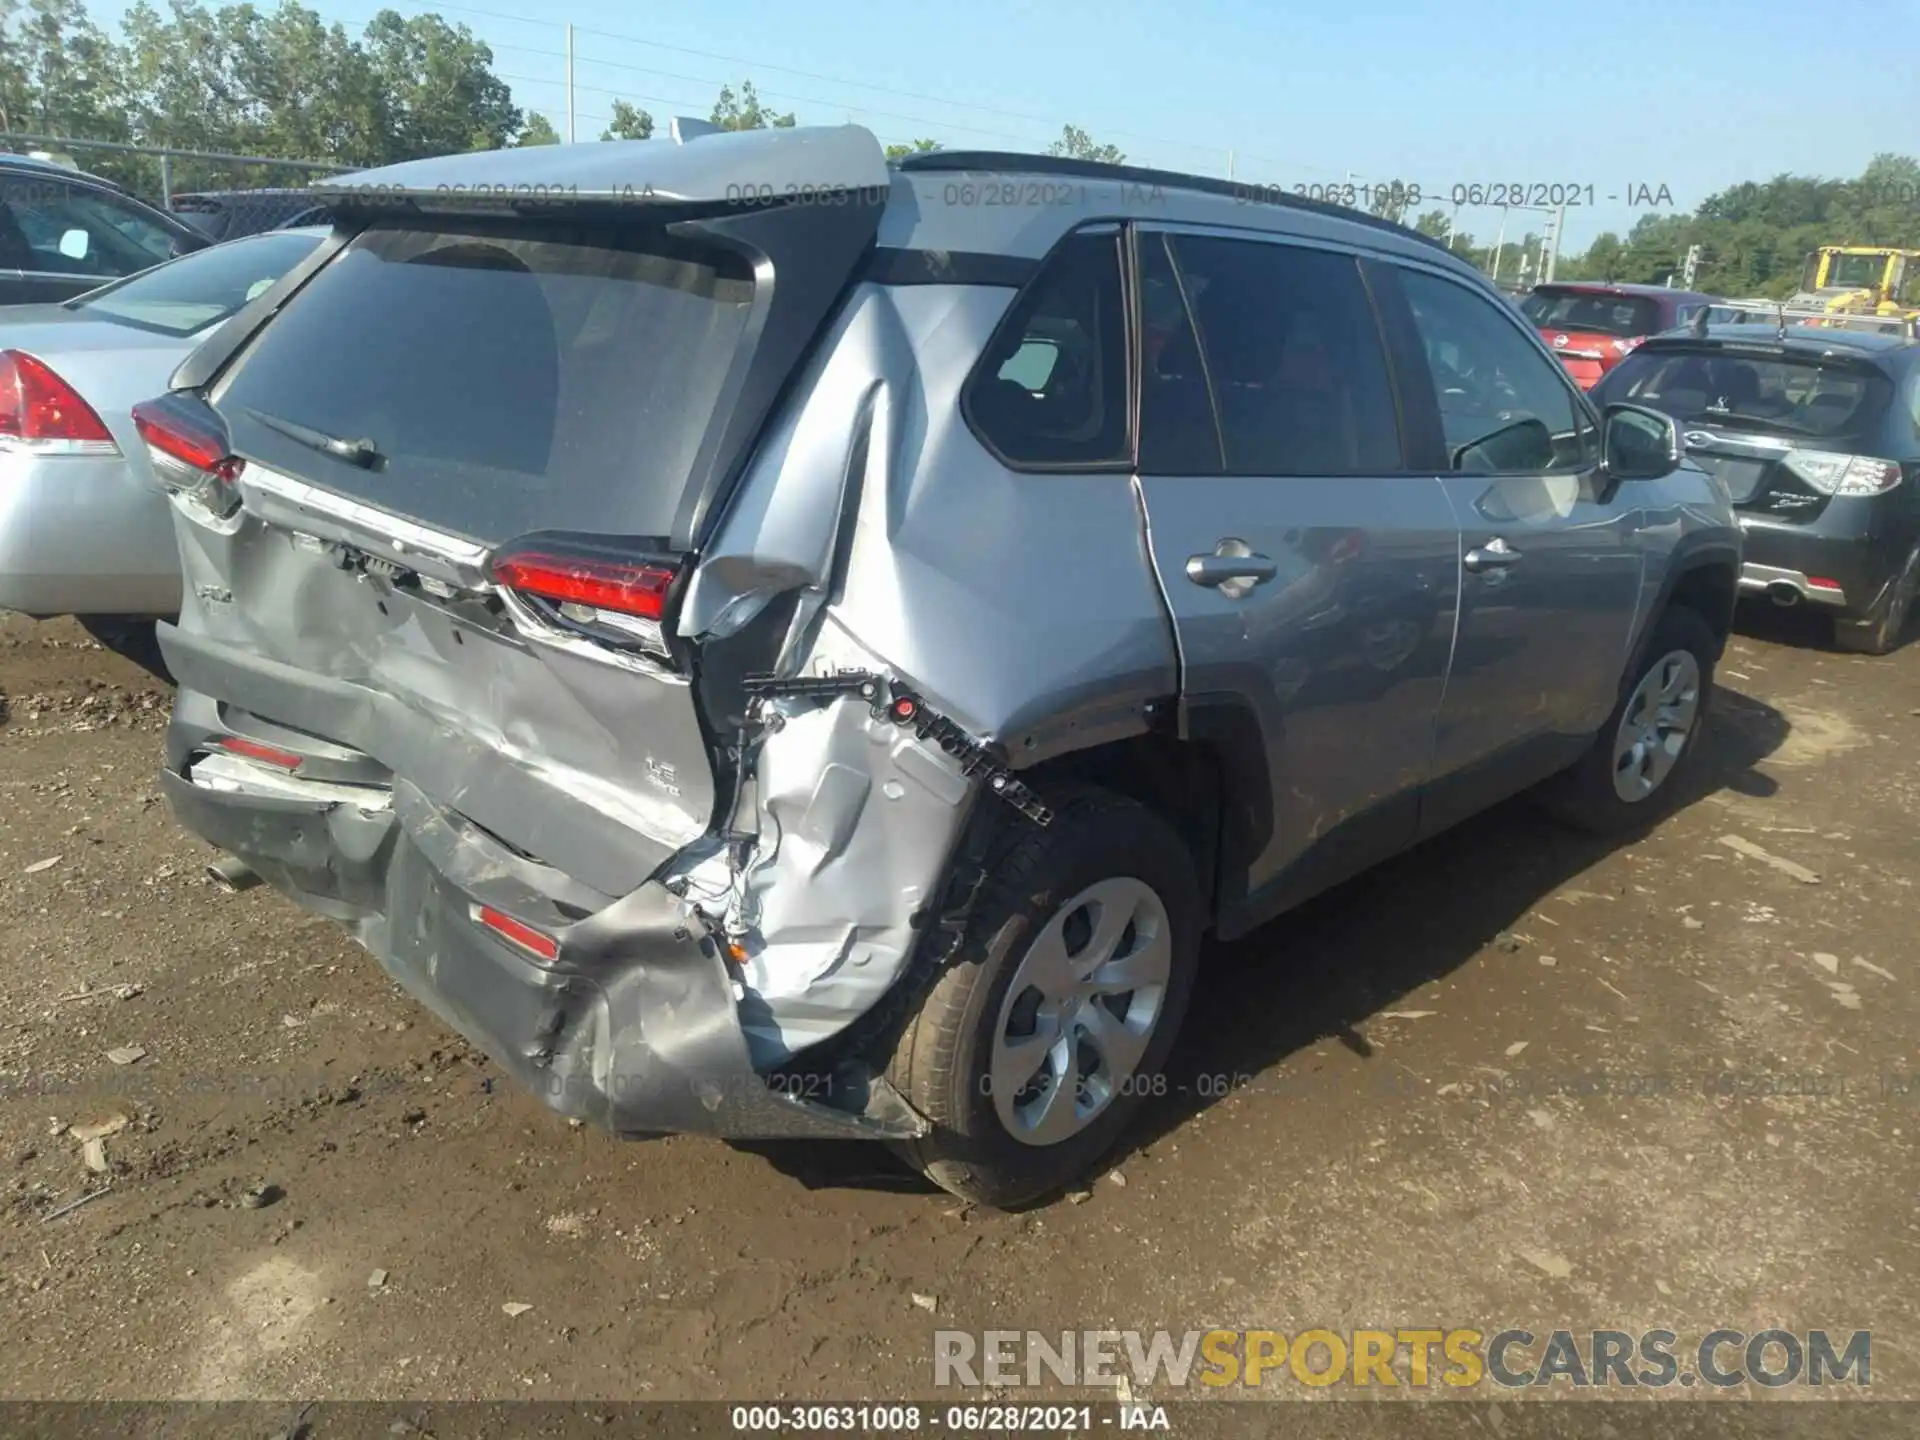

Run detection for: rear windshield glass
[[1598, 348, 1893, 439], [214, 220, 757, 543], [71, 230, 322, 337], [1519, 288, 1663, 338]]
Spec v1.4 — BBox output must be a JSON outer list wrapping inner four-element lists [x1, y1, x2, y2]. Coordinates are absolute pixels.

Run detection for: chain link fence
[[0, 132, 345, 212]]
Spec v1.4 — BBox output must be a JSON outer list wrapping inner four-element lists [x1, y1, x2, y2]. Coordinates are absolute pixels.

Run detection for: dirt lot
[[0, 607, 1915, 1404]]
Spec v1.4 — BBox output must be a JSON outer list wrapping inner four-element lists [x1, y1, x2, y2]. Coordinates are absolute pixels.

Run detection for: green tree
[[600, 99, 652, 141], [517, 112, 559, 146], [709, 79, 794, 131], [1412, 208, 1451, 241], [884, 137, 939, 161], [359, 9, 520, 156], [1046, 124, 1124, 165]]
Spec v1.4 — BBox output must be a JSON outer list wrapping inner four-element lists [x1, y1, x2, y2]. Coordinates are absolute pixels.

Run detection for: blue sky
[[96, 0, 1920, 250]]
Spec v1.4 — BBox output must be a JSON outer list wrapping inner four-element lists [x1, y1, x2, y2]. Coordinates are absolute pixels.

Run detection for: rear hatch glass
[[1520, 288, 1663, 338], [1599, 346, 1894, 506], [212, 219, 757, 545]]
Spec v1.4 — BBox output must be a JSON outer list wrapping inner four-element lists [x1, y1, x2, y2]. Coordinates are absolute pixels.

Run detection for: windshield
[[214, 219, 758, 545], [1518, 288, 1663, 338], [70, 231, 323, 337], [1596, 348, 1892, 439], [1823, 252, 1887, 291]]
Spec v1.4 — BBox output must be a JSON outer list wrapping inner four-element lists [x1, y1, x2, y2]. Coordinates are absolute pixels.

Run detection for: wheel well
[[1666, 562, 1737, 658], [1023, 732, 1226, 924]]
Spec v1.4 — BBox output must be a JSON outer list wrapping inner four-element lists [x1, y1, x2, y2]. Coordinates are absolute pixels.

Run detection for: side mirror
[[57, 227, 91, 262], [1601, 402, 1680, 481]]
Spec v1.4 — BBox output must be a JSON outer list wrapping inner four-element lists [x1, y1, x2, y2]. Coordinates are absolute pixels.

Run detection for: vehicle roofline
[[895, 148, 1453, 255]]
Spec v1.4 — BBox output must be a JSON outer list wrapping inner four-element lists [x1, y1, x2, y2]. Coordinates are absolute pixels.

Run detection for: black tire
[[1537, 604, 1717, 835], [1832, 550, 1919, 657], [883, 789, 1201, 1208]]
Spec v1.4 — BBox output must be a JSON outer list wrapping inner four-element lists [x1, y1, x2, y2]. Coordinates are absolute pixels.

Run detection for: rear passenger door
[[1131, 226, 1461, 927], [1377, 262, 1647, 834]]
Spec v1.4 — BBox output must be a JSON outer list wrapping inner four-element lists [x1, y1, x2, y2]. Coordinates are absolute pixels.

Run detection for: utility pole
[[1542, 202, 1566, 282], [1225, 149, 1234, 180], [1446, 199, 1462, 251], [1490, 205, 1509, 282], [564, 23, 576, 143]]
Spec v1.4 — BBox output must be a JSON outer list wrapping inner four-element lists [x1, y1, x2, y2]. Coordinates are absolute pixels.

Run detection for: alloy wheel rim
[[1610, 648, 1701, 803], [988, 876, 1172, 1147]]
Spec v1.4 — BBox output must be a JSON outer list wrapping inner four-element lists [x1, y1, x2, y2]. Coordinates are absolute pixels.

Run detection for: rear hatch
[[155, 133, 889, 894], [1593, 341, 1900, 520], [1520, 286, 1666, 388]]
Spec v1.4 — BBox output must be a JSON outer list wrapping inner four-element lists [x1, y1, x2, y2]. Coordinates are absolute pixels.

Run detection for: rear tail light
[[1610, 335, 1647, 355], [489, 545, 680, 656], [1782, 450, 1903, 497], [1807, 576, 1844, 592], [132, 394, 243, 519], [0, 350, 119, 455], [473, 905, 559, 964], [214, 736, 303, 771]]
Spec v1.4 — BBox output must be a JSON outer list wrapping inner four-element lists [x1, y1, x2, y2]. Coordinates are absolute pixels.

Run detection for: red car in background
[[1519, 282, 1716, 389]]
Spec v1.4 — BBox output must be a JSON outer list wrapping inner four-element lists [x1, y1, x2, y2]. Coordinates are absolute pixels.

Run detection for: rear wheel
[[1832, 549, 1920, 656], [884, 790, 1200, 1208], [1538, 605, 1715, 834]]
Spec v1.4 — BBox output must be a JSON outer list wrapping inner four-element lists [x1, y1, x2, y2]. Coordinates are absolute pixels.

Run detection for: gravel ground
[[0, 607, 1914, 1405]]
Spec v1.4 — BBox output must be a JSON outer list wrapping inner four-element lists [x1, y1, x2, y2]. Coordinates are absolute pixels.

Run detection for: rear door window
[[963, 228, 1130, 468], [0, 178, 177, 278], [214, 219, 758, 544], [1138, 232, 1401, 476]]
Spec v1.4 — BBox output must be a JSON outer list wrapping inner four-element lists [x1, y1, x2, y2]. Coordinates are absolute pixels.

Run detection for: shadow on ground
[[740, 685, 1792, 1201]]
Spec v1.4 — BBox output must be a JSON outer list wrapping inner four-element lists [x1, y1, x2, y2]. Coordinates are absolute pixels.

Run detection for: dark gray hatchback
[[1593, 324, 1920, 654]]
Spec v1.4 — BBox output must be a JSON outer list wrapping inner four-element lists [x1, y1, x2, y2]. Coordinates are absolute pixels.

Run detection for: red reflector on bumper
[[476, 905, 560, 963], [1807, 576, 1843, 591], [216, 736, 303, 770]]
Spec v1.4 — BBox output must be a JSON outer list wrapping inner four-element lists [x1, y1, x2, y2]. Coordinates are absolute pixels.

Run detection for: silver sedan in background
[[0, 227, 324, 669]]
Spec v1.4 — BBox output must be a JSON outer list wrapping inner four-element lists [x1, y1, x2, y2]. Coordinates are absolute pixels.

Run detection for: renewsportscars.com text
[[933, 1328, 1870, 1390]]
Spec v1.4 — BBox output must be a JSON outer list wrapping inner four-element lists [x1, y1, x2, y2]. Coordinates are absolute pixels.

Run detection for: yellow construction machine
[[1789, 246, 1920, 320]]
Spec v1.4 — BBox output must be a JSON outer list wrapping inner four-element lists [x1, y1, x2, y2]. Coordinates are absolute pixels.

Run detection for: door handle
[[1186, 553, 1278, 588], [1463, 538, 1523, 574]]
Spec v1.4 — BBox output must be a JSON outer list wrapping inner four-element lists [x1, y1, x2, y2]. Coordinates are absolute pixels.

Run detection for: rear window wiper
[[245, 407, 384, 469]]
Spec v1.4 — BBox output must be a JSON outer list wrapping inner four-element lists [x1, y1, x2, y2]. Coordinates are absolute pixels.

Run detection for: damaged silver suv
[[144, 125, 1739, 1206]]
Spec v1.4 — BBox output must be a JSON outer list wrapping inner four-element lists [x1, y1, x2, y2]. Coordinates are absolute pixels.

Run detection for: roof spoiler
[[669, 117, 722, 143]]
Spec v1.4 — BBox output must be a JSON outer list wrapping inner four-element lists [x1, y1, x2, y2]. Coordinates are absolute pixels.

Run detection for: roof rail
[[896, 149, 1450, 253]]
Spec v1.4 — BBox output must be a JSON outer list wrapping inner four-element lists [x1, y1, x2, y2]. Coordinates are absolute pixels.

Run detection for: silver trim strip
[[240, 463, 489, 567]]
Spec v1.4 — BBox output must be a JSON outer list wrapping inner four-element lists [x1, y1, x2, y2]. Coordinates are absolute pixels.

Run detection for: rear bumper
[[0, 450, 181, 617], [160, 697, 927, 1144], [1736, 513, 1904, 619]]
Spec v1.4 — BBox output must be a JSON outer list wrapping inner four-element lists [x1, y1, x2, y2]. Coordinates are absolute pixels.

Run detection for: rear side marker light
[[0, 350, 119, 455], [474, 905, 560, 964], [215, 736, 303, 770]]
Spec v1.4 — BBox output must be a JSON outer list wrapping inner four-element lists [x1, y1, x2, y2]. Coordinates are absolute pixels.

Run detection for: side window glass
[[1137, 232, 1223, 472], [1399, 267, 1595, 474], [1, 180, 174, 279], [964, 229, 1129, 467], [1154, 234, 1401, 476]]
